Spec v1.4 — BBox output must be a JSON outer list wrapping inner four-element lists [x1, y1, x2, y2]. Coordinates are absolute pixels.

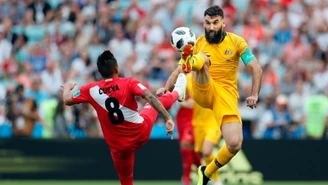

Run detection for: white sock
[[173, 86, 183, 97], [173, 73, 187, 97]]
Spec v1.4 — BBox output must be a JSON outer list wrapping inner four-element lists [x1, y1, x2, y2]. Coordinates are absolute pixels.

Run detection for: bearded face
[[204, 15, 226, 44], [205, 27, 224, 44]]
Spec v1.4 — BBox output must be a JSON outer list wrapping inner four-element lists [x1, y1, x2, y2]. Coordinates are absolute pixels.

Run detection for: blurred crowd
[[0, 0, 327, 140]]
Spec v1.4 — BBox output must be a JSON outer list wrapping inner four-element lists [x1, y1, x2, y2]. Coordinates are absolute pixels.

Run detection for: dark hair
[[15, 84, 24, 94], [97, 50, 118, 78], [204, 5, 224, 18]]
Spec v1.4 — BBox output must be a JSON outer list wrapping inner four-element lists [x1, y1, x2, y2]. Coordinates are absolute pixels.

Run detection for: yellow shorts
[[193, 124, 221, 153], [190, 76, 242, 126]]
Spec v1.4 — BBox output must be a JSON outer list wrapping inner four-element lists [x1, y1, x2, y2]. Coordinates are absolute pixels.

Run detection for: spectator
[[108, 25, 133, 66], [95, 15, 116, 45], [53, 99, 70, 138], [263, 94, 292, 139], [41, 59, 64, 97], [15, 98, 39, 137], [273, 19, 292, 45], [304, 93, 328, 140], [27, 0, 52, 24], [242, 13, 265, 49], [0, 24, 13, 66], [253, 88, 275, 139], [27, 43, 48, 73], [257, 28, 282, 63], [313, 60, 328, 93], [24, 75, 50, 106], [287, 79, 307, 139], [282, 28, 311, 68], [279, 68, 296, 96]]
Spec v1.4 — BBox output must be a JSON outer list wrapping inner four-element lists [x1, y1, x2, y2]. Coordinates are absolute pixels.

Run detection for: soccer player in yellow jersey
[[157, 5, 262, 185], [186, 75, 223, 185]]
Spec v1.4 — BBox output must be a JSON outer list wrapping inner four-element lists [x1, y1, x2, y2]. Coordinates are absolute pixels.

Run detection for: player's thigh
[[190, 75, 215, 109], [111, 150, 135, 178], [212, 83, 242, 127], [192, 62, 210, 85], [139, 103, 159, 142], [179, 127, 194, 145], [202, 127, 221, 155], [193, 126, 205, 153]]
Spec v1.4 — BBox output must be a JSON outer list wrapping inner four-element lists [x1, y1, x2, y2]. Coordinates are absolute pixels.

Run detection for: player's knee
[[202, 143, 214, 157], [202, 149, 212, 158], [226, 137, 242, 154]]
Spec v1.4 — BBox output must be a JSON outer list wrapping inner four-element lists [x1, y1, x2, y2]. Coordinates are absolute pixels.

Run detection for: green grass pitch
[[1, 181, 328, 185]]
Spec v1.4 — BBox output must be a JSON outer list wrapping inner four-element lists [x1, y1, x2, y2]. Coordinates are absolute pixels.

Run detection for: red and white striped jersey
[[72, 77, 148, 148]]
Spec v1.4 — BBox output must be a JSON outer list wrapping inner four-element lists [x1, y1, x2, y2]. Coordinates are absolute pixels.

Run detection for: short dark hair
[[97, 50, 118, 78], [204, 5, 224, 18]]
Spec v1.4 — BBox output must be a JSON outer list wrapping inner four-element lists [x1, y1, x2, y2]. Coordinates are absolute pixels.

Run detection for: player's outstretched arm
[[142, 89, 172, 120], [142, 89, 174, 135], [156, 66, 182, 96], [62, 82, 77, 106], [246, 59, 263, 109]]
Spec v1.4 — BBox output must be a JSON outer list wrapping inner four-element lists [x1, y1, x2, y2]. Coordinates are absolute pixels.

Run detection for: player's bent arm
[[164, 65, 182, 92], [141, 89, 172, 121], [63, 88, 75, 106], [246, 59, 263, 96], [62, 82, 77, 106]]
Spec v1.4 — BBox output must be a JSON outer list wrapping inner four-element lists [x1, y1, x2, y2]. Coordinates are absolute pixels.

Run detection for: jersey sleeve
[[72, 84, 91, 104], [236, 36, 256, 66], [129, 78, 148, 96]]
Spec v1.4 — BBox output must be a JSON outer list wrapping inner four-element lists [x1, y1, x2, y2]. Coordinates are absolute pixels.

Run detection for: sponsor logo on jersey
[[224, 49, 232, 55], [73, 91, 80, 98]]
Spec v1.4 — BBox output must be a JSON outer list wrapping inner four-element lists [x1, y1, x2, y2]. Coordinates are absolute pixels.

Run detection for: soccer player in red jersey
[[61, 50, 187, 185], [176, 94, 201, 185]]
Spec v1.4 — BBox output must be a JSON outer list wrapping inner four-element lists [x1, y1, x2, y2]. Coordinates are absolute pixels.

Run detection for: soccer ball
[[170, 27, 196, 52]]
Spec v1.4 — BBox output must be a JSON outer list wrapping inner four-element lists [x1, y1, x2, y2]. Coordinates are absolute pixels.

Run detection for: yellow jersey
[[193, 32, 251, 98]]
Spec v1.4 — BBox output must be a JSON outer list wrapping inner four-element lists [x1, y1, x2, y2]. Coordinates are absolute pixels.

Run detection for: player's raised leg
[[179, 44, 211, 85], [111, 151, 135, 185], [160, 73, 188, 107], [156, 47, 210, 98]]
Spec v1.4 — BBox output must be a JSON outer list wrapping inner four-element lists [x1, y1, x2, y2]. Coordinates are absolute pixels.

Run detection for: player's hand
[[166, 119, 175, 140], [61, 82, 77, 91], [156, 87, 168, 97], [246, 95, 258, 109]]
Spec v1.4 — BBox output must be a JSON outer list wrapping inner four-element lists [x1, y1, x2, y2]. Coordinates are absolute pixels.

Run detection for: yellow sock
[[191, 53, 205, 71], [204, 155, 214, 165], [204, 144, 234, 177], [204, 154, 219, 181]]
